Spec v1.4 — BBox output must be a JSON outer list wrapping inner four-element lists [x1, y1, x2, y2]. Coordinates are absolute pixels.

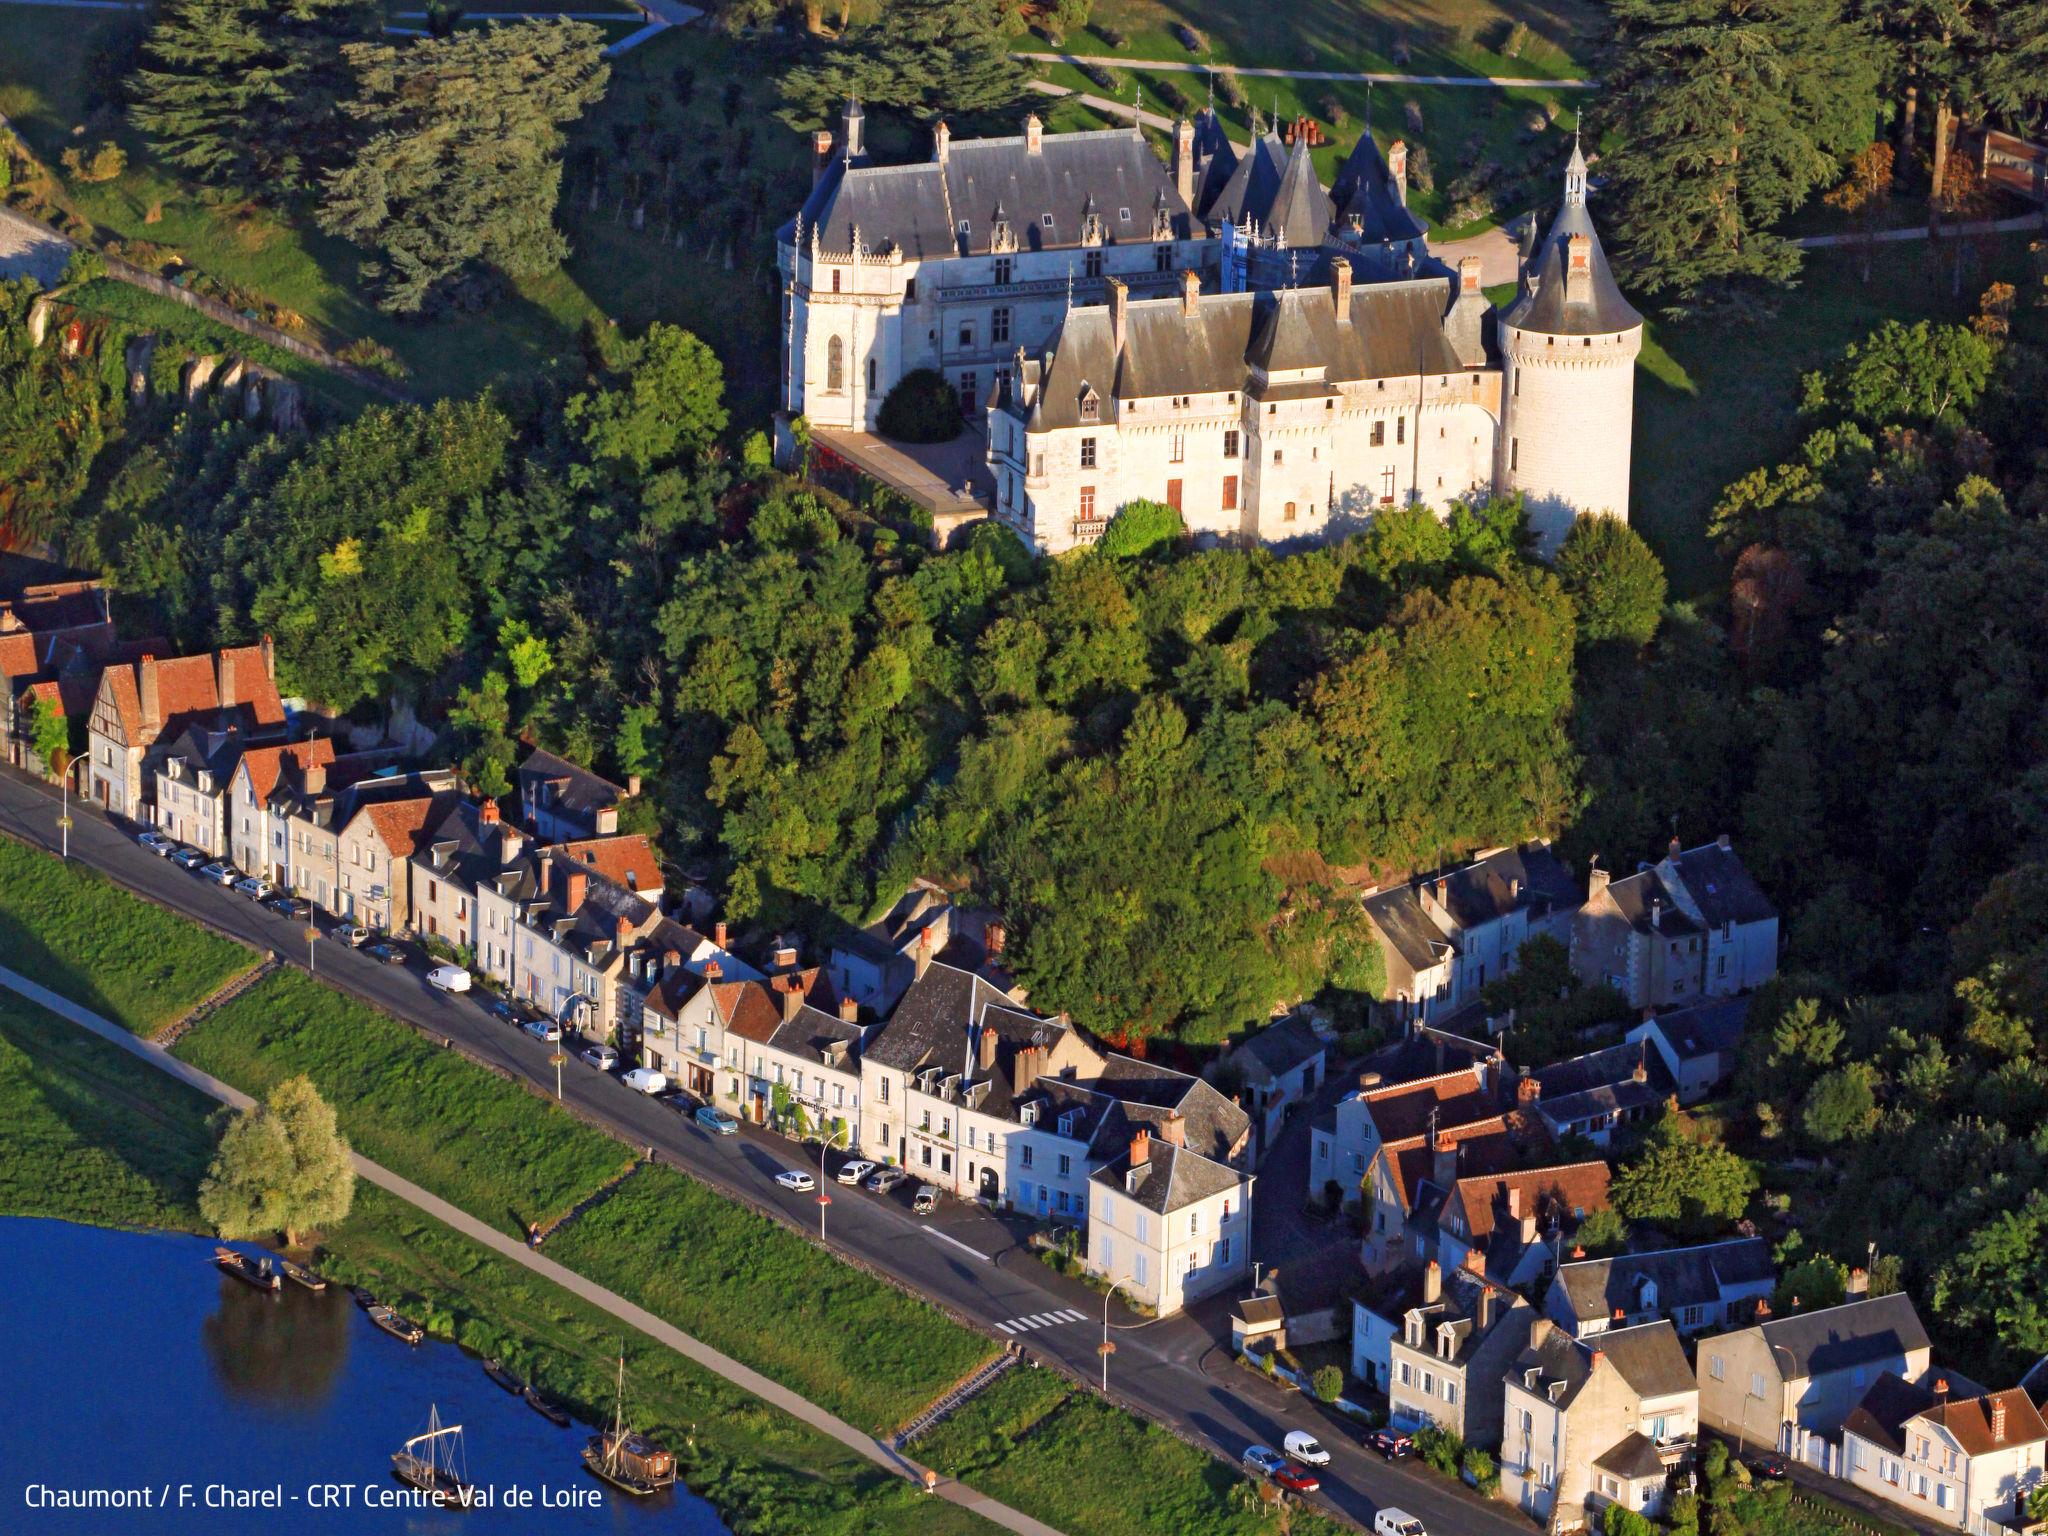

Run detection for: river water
[[1, 1217, 727, 1534]]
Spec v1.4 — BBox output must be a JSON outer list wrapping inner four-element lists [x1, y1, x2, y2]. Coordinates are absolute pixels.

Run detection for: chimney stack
[[1014, 1044, 1040, 1094], [497, 820, 523, 864], [1172, 117, 1194, 205], [1992, 1396, 2009, 1442], [1130, 1127, 1151, 1167], [1106, 277, 1128, 356], [1587, 856, 1609, 901], [1359, 1072, 1382, 1091], [1388, 139, 1408, 204], [840, 994, 859, 1024], [1506, 1186, 1522, 1220], [773, 942, 799, 972], [1529, 1316, 1555, 1352], [1024, 112, 1043, 155], [260, 633, 275, 679], [480, 798, 500, 825], [915, 927, 934, 981], [705, 959, 722, 981], [984, 920, 1006, 957], [1459, 255, 1482, 296], [812, 129, 834, 184], [1668, 835, 1682, 860], [1331, 259, 1354, 315], [563, 867, 588, 915], [625, 774, 641, 798], [1162, 1109, 1186, 1147], [1432, 1133, 1460, 1191], [217, 647, 237, 705], [978, 1025, 998, 1074], [1181, 267, 1201, 318], [714, 920, 728, 949], [1476, 1285, 1495, 1331], [663, 948, 683, 970], [1934, 1378, 1950, 1403], [1717, 832, 1733, 852], [1565, 233, 1593, 305], [1423, 1259, 1442, 1306], [782, 977, 803, 1022], [1846, 1267, 1869, 1296], [139, 657, 161, 729], [933, 119, 950, 165]]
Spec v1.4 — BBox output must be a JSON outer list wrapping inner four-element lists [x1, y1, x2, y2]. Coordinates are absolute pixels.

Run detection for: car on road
[[621, 1068, 668, 1094], [694, 1105, 738, 1135], [523, 1018, 563, 1044], [835, 1159, 875, 1186], [1364, 1427, 1414, 1460], [1272, 1462, 1321, 1494], [581, 1043, 618, 1071], [199, 861, 237, 885], [425, 964, 471, 993], [1373, 1511, 1426, 1536], [1241, 1446, 1286, 1478], [337, 925, 371, 947], [773, 1170, 816, 1193], [265, 894, 311, 918], [1744, 1453, 1789, 1481], [233, 875, 272, 901], [484, 996, 522, 1023], [912, 1184, 939, 1215], [865, 1167, 909, 1194], [137, 830, 174, 856], [364, 942, 407, 965], [1282, 1431, 1330, 1467], [170, 847, 207, 871]]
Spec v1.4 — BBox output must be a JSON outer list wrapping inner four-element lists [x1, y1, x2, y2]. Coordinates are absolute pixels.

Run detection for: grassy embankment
[[0, 832, 254, 1033]]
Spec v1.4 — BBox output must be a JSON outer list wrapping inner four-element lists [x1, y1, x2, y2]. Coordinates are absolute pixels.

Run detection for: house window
[[1153, 245, 1171, 271], [1022, 1144, 1034, 1168], [827, 335, 844, 391], [1190, 1210, 1200, 1236], [1058, 1153, 1072, 1176], [1273, 449, 1284, 465], [1187, 1249, 1198, 1274], [959, 323, 974, 349], [1371, 421, 1385, 446], [1511, 439, 1520, 471], [1221, 474, 1238, 511], [1169, 433, 1184, 463], [1750, 1372, 1766, 1400], [994, 257, 1012, 285], [1396, 417, 1406, 445], [1398, 1362, 1411, 1387], [921, 1146, 932, 1167], [866, 357, 877, 391], [1080, 436, 1096, 469], [992, 306, 1011, 343], [1284, 501, 1296, 522], [1219, 1235, 1232, 1264], [921, 1110, 931, 1131], [879, 1077, 889, 1103], [941, 1153, 952, 1174], [1445, 1381, 1457, 1405], [831, 269, 841, 293], [1085, 250, 1103, 278], [1224, 429, 1239, 458], [905, 278, 917, 301], [1381, 467, 1396, 504], [1709, 1355, 1725, 1381], [1079, 486, 1096, 519], [1135, 1213, 1149, 1245]]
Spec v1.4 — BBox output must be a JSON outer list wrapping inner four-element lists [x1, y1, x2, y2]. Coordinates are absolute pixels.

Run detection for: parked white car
[[581, 1044, 619, 1071], [1374, 1512, 1426, 1536], [233, 875, 272, 901], [835, 1159, 875, 1186], [774, 1170, 817, 1193], [338, 925, 371, 947], [1282, 1431, 1330, 1467], [425, 964, 471, 993], [137, 830, 174, 856], [199, 861, 237, 885], [523, 1018, 562, 1044], [621, 1068, 668, 1095]]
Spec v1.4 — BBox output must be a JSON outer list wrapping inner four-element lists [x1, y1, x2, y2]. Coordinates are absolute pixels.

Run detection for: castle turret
[[1498, 136, 1643, 555]]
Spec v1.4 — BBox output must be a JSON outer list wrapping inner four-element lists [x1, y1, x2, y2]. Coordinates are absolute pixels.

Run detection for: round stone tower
[[1498, 139, 1644, 556]]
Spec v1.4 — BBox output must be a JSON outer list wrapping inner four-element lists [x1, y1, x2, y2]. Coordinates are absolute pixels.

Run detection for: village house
[[272, 767, 456, 928], [1433, 1160, 1614, 1289], [1224, 1013, 1327, 1153], [1520, 1039, 1678, 1149], [517, 746, 632, 842], [642, 949, 852, 1125], [1696, 1291, 1933, 1473], [151, 721, 247, 858], [225, 738, 338, 884], [1312, 1059, 1500, 1215], [1386, 1257, 1535, 1448], [1546, 1238, 1776, 1340], [0, 574, 125, 780], [86, 641, 284, 820], [1499, 1317, 1699, 1528], [1572, 836, 1779, 1011], [827, 882, 955, 1012], [1090, 1124, 1254, 1315], [1361, 844, 1581, 1027], [1627, 996, 1750, 1104], [1842, 1374, 2048, 1533]]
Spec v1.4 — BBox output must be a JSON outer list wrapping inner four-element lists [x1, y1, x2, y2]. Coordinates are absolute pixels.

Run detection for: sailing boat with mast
[[581, 1354, 676, 1496], [391, 1405, 478, 1510]]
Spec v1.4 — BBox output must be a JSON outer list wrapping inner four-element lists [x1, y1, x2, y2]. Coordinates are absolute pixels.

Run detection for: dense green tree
[[1098, 499, 1183, 560], [778, 0, 1030, 129], [1602, 0, 1883, 298], [1575, 1206, 1630, 1255], [1934, 1189, 2048, 1374], [1610, 1110, 1757, 1237], [26, 692, 72, 775], [1554, 515, 1667, 647], [566, 323, 728, 482], [1802, 1063, 1879, 1143], [130, 0, 374, 198], [320, 22, 609, 312], [1799, 320, 1997, 429], [199, 1074, 355, 1247]]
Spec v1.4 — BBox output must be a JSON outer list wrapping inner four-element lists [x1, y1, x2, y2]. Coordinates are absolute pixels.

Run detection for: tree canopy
[[199, 1074, 355, 1246], [778, 0, 1031, 130]]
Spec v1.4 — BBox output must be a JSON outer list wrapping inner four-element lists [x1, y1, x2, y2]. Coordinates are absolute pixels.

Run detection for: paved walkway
[[0, 957, 1058, 1536], [1016, 50, 1596, 89], [1795, 211, 2046, 248]]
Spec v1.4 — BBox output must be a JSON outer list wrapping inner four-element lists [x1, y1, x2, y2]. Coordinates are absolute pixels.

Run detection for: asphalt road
[[0, 767, 1535, 1536]]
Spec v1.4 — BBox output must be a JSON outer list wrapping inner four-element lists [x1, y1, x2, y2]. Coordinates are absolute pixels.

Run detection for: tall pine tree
[[318, 22, 609, 314], [778, 0, 1029, 131], [1601, 0, 1882, 300], [130, 0, 374, 199]]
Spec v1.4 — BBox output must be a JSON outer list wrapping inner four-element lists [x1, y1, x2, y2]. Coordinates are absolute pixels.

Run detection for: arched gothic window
[[827, 335, 844, 391]]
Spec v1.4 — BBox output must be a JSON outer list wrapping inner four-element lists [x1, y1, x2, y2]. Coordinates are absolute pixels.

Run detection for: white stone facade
[[1499, 319, 1641, 554]]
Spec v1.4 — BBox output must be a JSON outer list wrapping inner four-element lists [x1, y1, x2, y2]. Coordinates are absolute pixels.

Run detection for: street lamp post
[[304, 924, 320, 975], [817, 1121, 849, 1242], [55, 757, 72, 860], [550, 1049, 566, 1101], [1100, 1277, 1133, 1395]]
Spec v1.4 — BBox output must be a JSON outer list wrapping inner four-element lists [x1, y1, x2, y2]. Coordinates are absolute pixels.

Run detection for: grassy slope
[[0, 834, 255, 1032], [545, 1164, 996, 1436], [173, 968, 633, 1236], [1630, 234, 2042, 600]]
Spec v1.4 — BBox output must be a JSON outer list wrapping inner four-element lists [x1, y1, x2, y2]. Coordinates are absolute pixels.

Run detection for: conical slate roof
[[1264, 135, 1336, 248], [1503, 143, 1642, 336], [1330, 130, 1427, 245]]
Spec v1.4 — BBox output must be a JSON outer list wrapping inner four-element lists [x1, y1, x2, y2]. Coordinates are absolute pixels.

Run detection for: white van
[[1373, 1512, 1426, 1536]]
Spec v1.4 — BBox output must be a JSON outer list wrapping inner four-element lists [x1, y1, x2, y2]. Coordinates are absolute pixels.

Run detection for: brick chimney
[[1130, 1127, 1151, 1167], [839, 994, 859, 1024], [1106, 277, 1128, 357], [1992, 1395, 2009, 1442], [705, 959, 722, 981], [1181, 267, 1201, 318], [1589, 1347, 1607, 1372], [1516, 1068, 1541, 1104], [1173, 116, 1194, 205], [933, 118, 950, 165], [915, 926, 934, 981], [1014, 1044, 1041, 1095], [663, 947, 682, 970], [1565, 233, 1593, 305], [480, 798, 500, 825], [782, 976, 803, 1022], [562, 867, 588, 915], [1459, 254, 1482, 295], [260, 632, 275, 679], [812, 128, 834, 185], [978, 1024, 999, 1074], [1331, 258, 1353, 316], [1388, 138, 1408, 204], [1423, 1259, 1442, 1306], [1432, 1133, 1460, 1193], [1024, 112, 1043, 155], [0, 606, 18, 634], [714, 920, 727, 949], [139, 657, 161, 729], [984, 920, 1006, 957], [216, 647, 236, 705], [1162, 1109, 1186, 1147]]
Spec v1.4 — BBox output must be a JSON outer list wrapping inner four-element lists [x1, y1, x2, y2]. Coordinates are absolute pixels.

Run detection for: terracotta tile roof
[[1364, 1067, 1499, 1143], [715, 969, 833, 1044], [1917, 1388, 2048, 1457], [1450, 1161, 1612, 1243], [237, 738, 338, 803], [1383, 1117, 1518, 1212], [553, 834, 663, 894], [351, 796, 440, 859], [99, 645, 284, 744]]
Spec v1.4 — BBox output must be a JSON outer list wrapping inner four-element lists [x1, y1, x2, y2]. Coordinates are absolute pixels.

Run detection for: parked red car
[[1273, 1461, 1322, 1493]]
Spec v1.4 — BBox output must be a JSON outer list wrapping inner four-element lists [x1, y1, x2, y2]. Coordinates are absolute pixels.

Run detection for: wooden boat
[[280, 1259, 328, 1293], [482, 1358, 524, 1394], [581, 1355, 675, 1496], [368, 1305, 425, 1345], [391, 1405, 477, 1510], [214, 1246, 280, 1293], [350, 1286, 378, 1310], [523, 1385, 571, 1428]]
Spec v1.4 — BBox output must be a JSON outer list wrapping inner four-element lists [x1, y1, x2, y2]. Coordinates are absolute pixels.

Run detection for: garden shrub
[[876, 368, 961, 443]]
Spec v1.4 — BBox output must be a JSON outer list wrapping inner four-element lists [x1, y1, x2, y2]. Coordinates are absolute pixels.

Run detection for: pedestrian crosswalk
[[993, 1308, 1089, 1334]]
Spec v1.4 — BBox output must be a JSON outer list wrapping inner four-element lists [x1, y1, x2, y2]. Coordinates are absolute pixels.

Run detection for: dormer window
[[1082, 213, 1102, 245], [1059, 1110, 1078, 1137], [1041, 213, 1055, 228], [1080, 387, 1099, 421]]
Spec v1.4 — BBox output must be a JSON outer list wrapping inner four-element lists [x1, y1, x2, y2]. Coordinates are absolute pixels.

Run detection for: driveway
[[0, 765, 1539, 1536]]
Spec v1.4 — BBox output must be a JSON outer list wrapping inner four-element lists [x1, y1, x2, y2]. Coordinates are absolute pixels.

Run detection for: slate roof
[[1554, 1238, 1774, 1326], [517, 747, 624, 822], [1187, 108, 1240, 219], [1234, 1014, 1326, 1079], [1503, 145, 1641, 337], [1646, 997, 1749, 1063], [1432, 844, 1580, 929], [1668, 842, 1777, 928], [156, 720, 248, 787], [1329, 131, 1428, 245], [1843, 1373, 1938, 1456], [1236, 1294, 1284, 1328], [1593, 1432, 1669, 1481], [1092, 1055, 1250, 1164], [1589, 1320, 1694, 1401], [1093, 1138, 1242, 1214], [1364, 1025, 1500, 1087], [800, 126, 1193, 259], [863, 959, 1047, 1072], [1206, 132, 1295, 232], [1364, 885, 1453, 972], [1021, 277, 1467, 431], [766, 1002, 864, 1068], [836, 884, 949, 964], [1602, 868, 1699, 936], [1760, 1293, 1931, 1382]]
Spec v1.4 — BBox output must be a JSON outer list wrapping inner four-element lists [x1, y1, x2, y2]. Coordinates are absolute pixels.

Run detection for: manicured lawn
[[1078, 0, 1602, 78], [917, 1366, 1348, 1536], [173, 969, 631, 1235], [1630, 233, 2042, 600], [0, 834, 256, 1033], [0, 990, 218, 1229], [545, 1164, 997, 1436]]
